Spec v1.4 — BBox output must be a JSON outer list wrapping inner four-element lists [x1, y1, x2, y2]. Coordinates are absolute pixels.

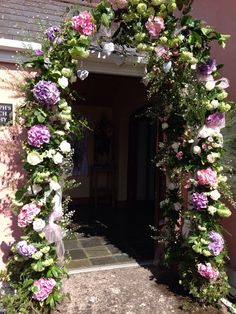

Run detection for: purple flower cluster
[[45, 26, 60, 41], [16, 240, 37, 258], [206, 112, 225, 129], [28, 125, 51, 148], [192, 192, 208, 209], [33, 80, 60, 105], [198, 59, 216, 76], [208, 231, 224, 256]]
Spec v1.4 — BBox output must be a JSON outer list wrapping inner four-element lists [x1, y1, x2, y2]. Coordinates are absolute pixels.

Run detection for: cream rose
[[59, 140, 71, 153], [53, 152, 63, 164], [33, 218, 46, 232], [27, 151, 43, 166]]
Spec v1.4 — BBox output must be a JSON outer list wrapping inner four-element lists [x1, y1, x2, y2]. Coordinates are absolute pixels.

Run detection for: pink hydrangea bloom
[[18, 203, 41, 228], [145, 16, 165, 39], [72, 11, 96, 36], [176, 151, 184, 160], [32, 278, 56, 301], [196, 168, 218, 187], [197, 263, 219, 281], [155, 45, 167, 57], [108, 0, 128, 10]]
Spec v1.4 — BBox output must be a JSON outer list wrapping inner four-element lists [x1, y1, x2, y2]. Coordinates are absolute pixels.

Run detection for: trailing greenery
[[1, 0, 234, 312]]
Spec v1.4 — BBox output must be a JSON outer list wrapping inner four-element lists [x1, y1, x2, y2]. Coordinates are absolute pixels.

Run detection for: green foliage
[[3, 0, 234, 312]]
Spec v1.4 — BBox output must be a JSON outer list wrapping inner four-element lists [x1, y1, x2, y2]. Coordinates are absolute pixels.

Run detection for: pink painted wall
[[192, 0, 236, 270], [192, 0, 236, 101], [0, 65, 26, 269]]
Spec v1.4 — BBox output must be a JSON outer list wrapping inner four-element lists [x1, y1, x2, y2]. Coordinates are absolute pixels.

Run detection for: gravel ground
[[52, 265, 228, 314]]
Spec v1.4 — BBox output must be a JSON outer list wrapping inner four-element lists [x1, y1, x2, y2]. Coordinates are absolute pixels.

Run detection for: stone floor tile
[[80, 237, 103, 248], [68, 259, 92, 269], [69, 249, 87, 260], [64, 239, 82, 250], [85, 246, 111, 258], [90, 256, 117, 266]]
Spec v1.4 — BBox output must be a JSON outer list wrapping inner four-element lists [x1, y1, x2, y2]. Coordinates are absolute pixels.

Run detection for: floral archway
[[2, 0, 234, 312]]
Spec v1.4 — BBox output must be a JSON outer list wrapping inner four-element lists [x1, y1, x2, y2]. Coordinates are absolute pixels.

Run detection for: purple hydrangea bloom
[[34, 49, 44, 56], [192, 192, 208, 209], [208, 231, 224, 256], [28, 125, 51, 148], [33, 80, 60, 105], [45, 26, 60, 41], [198, 59, 216, 76], [16, 240, 37, 257], [206, 112, 225, 129]]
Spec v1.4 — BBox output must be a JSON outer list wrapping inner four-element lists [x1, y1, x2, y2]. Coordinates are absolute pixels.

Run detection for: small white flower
[[193, 145, 201, 154], [58, 76, 69, 89], [174, 202, 182, 211], [211, 99, 219, 108], [207, 154, 214, 163], [59, 140, 71, 153], [32, 251, 43, 260], [27, 151, 43, 166], [54, 130, 65, 136], [171, 142, 180, 153], [209, 190, 221, 201], [69, 75, 77, 83], [33, 218, 46, 232], [208, 205, 217, 215], [53, 152, 63, 164], [167, 183, 176, 190], [205, 80, 216, 91], [64, 122, 70, 130], [162, 122, 169, 130], [103, 42, 115, 56], [218, 175, 227, 183], [46, 149, 56, 158]]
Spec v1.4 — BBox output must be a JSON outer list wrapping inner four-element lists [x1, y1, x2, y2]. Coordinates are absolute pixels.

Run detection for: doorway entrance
[[65, 73, 157, 269]]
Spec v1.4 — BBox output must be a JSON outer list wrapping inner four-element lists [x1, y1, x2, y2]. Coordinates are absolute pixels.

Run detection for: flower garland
[[2, 0, 234, 312]]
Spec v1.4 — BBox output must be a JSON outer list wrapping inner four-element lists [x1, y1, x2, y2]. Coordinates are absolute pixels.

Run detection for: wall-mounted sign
[[0, 103, 13, 125]]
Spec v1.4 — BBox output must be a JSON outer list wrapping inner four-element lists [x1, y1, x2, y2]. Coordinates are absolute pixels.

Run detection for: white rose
[[47, 149, 56, 159], [27, 151, 43, 166], [205, 80, 216, 91], [58, 76, 69, 89], [193, 145, 201, 154], [59, 140, 71, 153], [53, 152, 63, 164], [209, 190, 221, 201], [211, 99, 219, 109], [208, 205, 217, 215], [33, 218, 46, 232], [162, 122, 169, 130]]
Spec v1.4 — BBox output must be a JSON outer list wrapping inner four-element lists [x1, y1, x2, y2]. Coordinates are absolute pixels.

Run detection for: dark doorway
[[66, 74, 156, 269]]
